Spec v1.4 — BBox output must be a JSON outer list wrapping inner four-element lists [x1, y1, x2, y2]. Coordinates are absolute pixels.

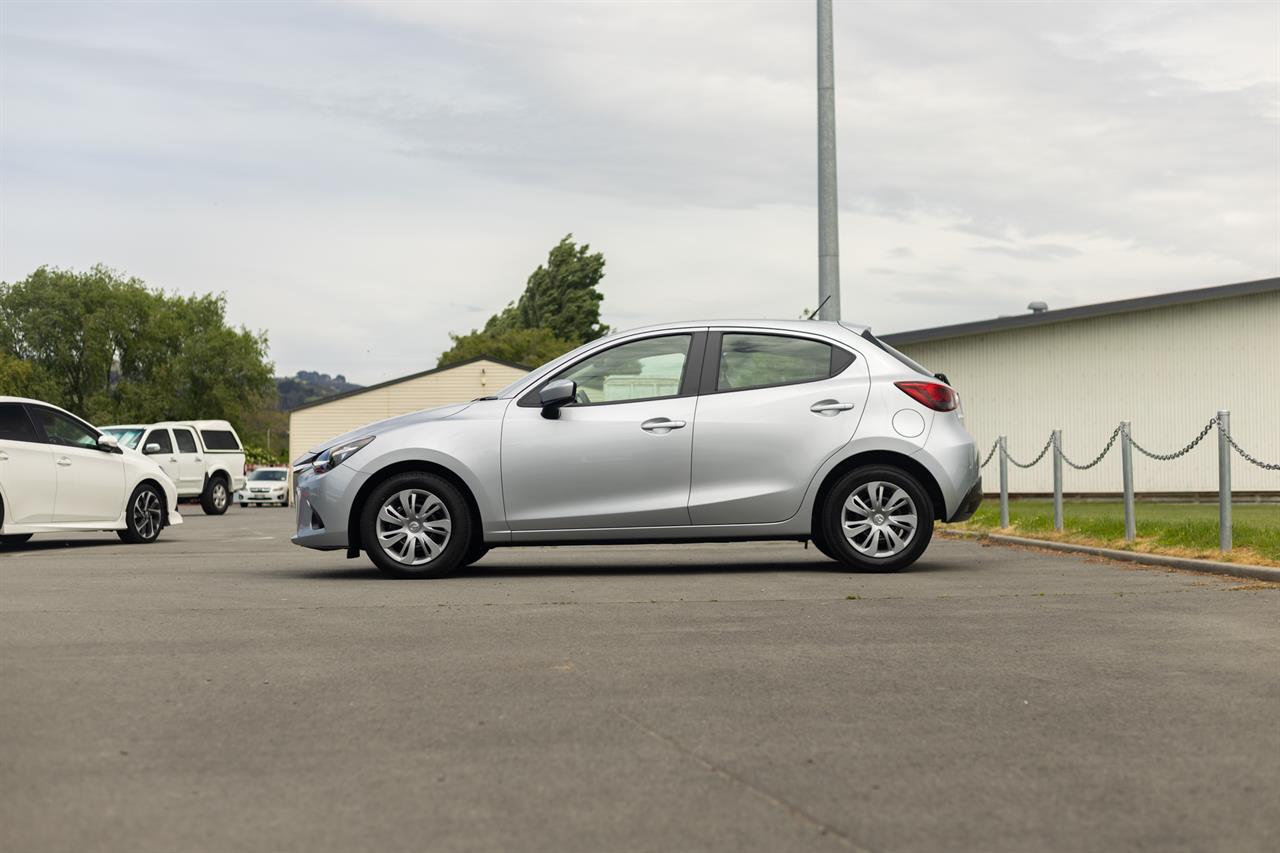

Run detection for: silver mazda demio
[[292, 321, 982, 577]]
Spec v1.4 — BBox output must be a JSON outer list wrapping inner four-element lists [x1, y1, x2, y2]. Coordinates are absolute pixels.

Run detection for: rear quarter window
[[200, 430, 242, 451]]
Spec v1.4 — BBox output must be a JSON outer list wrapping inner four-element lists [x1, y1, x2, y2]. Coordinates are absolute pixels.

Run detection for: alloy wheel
[[133, 489, 162, 540], [841, 480, 918, 558], [375, 489, 452, 566], [212, 482, 227, 510]]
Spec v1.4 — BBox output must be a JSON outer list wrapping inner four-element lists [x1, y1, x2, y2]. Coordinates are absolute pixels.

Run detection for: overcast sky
[[2, 1, 1276, 384]]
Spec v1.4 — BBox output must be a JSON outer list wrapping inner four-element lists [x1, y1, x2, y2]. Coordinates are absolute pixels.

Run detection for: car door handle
[[170, 456, 178, 462], [810, 400, 855, 415], [641, 417, 687, 433], [57, 457, 72, 467], [0, 451, 8, 461]]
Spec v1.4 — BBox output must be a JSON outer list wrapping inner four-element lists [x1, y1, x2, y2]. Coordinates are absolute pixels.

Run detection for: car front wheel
[[360, 472, 472, 578], [201, 476, 230, 515], [820, 466, 934, 572], [118, 483, 165, 544]]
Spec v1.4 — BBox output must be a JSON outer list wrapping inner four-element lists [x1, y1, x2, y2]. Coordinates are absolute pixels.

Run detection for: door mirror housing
[[97, 434, 121, 454], [539, 379, 576, 419], [143, 442, 162, 455]]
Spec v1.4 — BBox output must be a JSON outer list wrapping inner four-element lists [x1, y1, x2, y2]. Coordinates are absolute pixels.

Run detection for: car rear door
[[501, 332, 704, 530], [28, 406, 125, 523], [170, 427, 204, 493], [688, 330, 870, 525], [0, 403, 55, 525]]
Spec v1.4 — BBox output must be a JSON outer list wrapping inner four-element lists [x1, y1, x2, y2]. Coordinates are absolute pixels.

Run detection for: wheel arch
[[346, 461, 483, 557], [134, 476, 172, 526], [809, 450, 946, 535]]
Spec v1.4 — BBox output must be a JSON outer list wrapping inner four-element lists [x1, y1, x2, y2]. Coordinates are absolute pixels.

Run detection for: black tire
[[240, 503, 248, 508], [360, 472, 473, 578], [808, 528, 840, 562], [820, 465, 934, 573], [201, 475, 230, 515], [1, 533, 33, 546], [119, 483, 165, 544], [462, 540, 489, 566]]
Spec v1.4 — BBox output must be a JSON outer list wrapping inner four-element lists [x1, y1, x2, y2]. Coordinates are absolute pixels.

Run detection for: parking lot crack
[[614, 709, 877, 853]]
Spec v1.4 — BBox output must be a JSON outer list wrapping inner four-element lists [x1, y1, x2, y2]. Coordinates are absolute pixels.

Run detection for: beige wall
[[895, 291, 1279, 493], [289, 360, 528, 464]]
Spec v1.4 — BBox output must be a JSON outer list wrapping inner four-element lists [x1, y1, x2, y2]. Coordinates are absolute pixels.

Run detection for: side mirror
[[143, 442, 162, 454], [97, 434, 121, 454], [539, 379, 576, 420]]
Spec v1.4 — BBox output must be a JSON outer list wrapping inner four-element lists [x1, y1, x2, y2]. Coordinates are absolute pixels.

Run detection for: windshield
[[102, 427, 144, 450], [249, 469, 288, 482]]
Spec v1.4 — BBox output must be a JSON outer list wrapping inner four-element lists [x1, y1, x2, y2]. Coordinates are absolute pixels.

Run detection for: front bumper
[[237, 491, 288, 504], [290, 464, 363, 551]]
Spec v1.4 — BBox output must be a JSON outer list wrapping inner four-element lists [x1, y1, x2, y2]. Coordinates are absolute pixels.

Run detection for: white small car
[[101, 420, 247, 515], [236, 467, 289, 507], [0, 397, 182, 546]]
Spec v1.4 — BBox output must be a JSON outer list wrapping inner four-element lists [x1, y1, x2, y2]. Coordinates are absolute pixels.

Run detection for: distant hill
[[276, 371, 363, 410]]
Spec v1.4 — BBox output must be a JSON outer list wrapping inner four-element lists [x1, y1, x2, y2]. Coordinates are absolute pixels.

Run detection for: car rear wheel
[[201, 476, 230, 515], [820, 466, 934, 572], [360, 472, 472, 578], [1, 533, 33, 546], [118, 483, 165, 544]]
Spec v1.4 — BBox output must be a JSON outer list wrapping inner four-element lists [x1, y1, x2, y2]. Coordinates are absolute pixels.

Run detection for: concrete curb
[[939, 529, 1280, 583]]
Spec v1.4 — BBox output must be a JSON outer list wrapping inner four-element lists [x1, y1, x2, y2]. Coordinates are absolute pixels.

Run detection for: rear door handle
[[57, 457, 72, 467], [810, 400, 855, 415], [0, 451, 8, 461], [641, 417, 687, 433]]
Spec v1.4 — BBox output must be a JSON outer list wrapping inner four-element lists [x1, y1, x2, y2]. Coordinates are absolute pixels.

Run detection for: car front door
[[29, 407, 126, 523], [501, 332, 704, 531], [0, 403, 55, 525], [689, 331, 871, 525], [140, 428, 179, 485], [170, 427, 204, 493]]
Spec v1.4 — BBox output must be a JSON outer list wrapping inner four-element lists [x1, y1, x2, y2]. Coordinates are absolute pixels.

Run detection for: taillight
[[895, 381, 957, 411]]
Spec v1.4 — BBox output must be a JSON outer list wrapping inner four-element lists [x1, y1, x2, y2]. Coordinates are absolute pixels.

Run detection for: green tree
[[0, 265, 276, 433], [439, 234, 608, 368]]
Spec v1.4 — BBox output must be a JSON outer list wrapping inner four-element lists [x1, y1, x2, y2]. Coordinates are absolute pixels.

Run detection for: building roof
[[880, 277, 1279, 347], [287, 355, 532, 413]]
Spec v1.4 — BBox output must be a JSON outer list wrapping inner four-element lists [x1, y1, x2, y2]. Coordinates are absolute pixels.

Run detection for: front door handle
[[0, 451, 8, 461], [57, 457, 72, 467], [640, 417, 687, 434], [810, 400, 855, 416]]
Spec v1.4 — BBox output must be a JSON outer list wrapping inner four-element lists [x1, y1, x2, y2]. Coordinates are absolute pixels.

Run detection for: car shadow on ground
[[0, 538, 126, 553], [289, 555, 963, 580]]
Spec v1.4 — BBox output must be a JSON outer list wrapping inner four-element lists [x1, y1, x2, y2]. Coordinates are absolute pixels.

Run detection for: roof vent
[[1027, 301, 1049, 314]]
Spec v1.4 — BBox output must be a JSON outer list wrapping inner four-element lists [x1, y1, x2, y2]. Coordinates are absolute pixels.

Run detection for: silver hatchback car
[[292, 320, 982, 577]]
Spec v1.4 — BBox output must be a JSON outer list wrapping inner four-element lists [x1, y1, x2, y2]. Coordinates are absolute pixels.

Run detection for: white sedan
[[0, 397, 182, 546], [235, 467, 289, 507]]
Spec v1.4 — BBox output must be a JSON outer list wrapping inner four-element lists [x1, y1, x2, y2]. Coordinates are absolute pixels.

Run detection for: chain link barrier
[[1004, 434, 1054, 469], [1227, 433, 1280, 471], [1058, 424, 1122, 471], [1126, 418, 1217, 461], [978, 440, 999, 469]]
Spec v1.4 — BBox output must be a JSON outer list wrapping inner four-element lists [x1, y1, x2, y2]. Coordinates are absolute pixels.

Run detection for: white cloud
[[1, 0, 1276, 383]]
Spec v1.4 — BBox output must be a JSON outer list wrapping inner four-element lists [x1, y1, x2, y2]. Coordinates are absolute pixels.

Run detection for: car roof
[[0, 396, 87, 421], [605, 319, 870, 338]]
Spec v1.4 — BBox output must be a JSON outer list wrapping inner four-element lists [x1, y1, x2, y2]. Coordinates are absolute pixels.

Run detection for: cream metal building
[[883, 277, 1279, 495], [288, 356, 529, 466]]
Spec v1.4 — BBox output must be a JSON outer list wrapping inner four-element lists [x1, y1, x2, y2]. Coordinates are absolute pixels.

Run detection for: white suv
[[0, 397, 183, 546], [101, 420, 247, 515]]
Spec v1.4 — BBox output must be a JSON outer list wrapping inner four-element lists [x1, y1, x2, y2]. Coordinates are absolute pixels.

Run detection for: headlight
[[311, 435, 375, 474]]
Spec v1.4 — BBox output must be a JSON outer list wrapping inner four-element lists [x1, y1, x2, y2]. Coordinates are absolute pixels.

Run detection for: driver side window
[[553, 335, 692, 405], [31, 408, 100, 448]]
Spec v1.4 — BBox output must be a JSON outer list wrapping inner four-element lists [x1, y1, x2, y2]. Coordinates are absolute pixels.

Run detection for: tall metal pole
[[998, 436, 1009, 528], [817, 0, 842, 321], [1217, 410, 1232, 552], [1052, 429, 1064, 532], [1121, 422, 1136, 542]]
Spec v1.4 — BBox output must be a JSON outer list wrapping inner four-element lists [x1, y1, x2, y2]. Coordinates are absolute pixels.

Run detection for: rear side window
[[717, 334, 839, 392], [201, 429, 241, 451], [0, 403, 38, 443], [173, 428, 198, 453], [146, 429, 174, 454]]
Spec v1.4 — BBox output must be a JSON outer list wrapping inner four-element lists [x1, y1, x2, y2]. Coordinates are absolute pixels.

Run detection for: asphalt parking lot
[[2, 506, 1278, 853]]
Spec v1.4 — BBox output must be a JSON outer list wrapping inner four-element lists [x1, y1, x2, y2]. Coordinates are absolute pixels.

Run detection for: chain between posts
[[1126, 418, 1217, 461], [1058, 424, 1122, 470], [1226, 433, 1280, 470], [978, 440, 999, 469], [1004, 434, 1054, 469]]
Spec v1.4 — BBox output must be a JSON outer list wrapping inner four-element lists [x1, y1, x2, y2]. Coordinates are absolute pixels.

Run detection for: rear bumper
[[946, 476, 983, 523]]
